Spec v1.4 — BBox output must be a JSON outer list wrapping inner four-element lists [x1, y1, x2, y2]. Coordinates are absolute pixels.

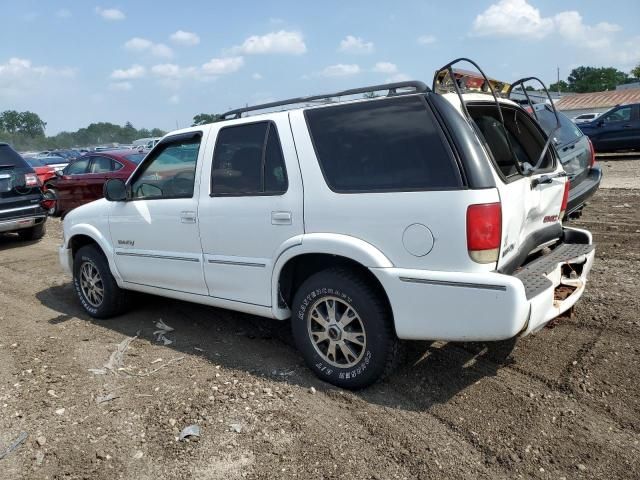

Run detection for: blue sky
[[1, 0, 639, 134]]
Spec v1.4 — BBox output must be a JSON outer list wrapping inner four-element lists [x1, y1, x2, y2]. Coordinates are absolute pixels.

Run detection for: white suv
[[59, 65, 595, 388]]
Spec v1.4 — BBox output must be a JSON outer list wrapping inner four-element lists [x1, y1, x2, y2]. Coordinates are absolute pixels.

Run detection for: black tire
[[17, 222, 46, 241], [73, 244, 130, 318], [291, 268, 400, 389], [44, 188, 58, 216]]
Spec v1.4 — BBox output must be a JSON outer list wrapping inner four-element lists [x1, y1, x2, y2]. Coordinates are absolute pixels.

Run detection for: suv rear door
[[197, 113, 304, 306], [432, 62, 568, 272], [0, 144, 43, 222]]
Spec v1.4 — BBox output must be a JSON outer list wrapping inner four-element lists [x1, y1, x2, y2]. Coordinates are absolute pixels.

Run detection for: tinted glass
[[263, 124, 288, 193], [26, 157, 46, 167], [0, 145, 29, 169], [305, 96, 460, 192], [125, 153, 146, 164], [66, 158, 90, 175], [90, 156, 113, 173], [131, 136, 200, 199], [603, 106, 632, 123], [535, 107, 582, 147], [212, 122, 288, 195]]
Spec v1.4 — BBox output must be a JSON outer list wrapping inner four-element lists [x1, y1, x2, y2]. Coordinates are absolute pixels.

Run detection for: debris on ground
[[179, 425, 201, 441], [153, 319, 174, 345], [0, 432, 28, 460], [89, 334, 138, 375], [309, 386, 316, 394], [229, 423, 243, 433], [96, 393, 118, 405]]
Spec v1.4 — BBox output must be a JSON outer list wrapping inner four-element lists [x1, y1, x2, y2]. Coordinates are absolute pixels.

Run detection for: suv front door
[[108, 132, 209, 295], [197, 114, 304, 307]]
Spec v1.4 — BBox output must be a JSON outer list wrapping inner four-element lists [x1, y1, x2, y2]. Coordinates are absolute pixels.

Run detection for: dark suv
[[0, 143, 50, 240], [578, 103, 640, 152]]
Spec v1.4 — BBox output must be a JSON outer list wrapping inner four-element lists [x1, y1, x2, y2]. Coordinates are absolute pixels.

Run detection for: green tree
[[150, 128, 165, 137], [632, 64, 640, 79], [549, 80, 570, 92], [192, 113, 221, 126], [567, 66, 628, 93], [0, 110, 22, 134], [18, 111, 47, 137]]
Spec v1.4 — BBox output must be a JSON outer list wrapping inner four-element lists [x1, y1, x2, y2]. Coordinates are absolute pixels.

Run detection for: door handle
[[622, 124, 632, 128], [180, 211, 197, 224], [271, 211, 292, 225]]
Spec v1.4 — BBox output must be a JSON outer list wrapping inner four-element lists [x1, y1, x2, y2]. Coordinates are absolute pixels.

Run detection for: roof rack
[[220, 81, 430, 120]]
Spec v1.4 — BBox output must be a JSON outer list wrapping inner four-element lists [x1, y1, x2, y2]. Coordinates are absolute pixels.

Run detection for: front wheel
[[291, 268, 401, 389], [73, 245, 130, 318]]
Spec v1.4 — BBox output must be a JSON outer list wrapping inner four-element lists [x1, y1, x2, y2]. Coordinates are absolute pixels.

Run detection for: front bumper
[[0, 214, 46, 234], [59, 244, 73, 276], [371, 227, 595, 341]]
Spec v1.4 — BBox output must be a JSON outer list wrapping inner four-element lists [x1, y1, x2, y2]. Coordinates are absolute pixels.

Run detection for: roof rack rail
[[220, 80, 430, 120]]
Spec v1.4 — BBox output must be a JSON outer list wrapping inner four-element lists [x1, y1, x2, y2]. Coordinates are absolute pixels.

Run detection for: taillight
[[40, 198, 55, 210], [560, 179, 570, 219], [466, 202, 502, 264], [587, 137, 596, 168], [24, 173, 38, 187]]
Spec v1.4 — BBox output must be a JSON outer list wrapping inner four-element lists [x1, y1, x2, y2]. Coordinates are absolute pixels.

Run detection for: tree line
[[549, 64, 640, 94], [0, 110, 165, 152]]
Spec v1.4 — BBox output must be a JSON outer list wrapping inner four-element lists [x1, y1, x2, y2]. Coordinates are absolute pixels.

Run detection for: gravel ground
[[0, 159, 638, 479]]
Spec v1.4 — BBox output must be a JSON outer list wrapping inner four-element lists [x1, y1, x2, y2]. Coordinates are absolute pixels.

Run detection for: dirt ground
[[0, 159, 638, 480]]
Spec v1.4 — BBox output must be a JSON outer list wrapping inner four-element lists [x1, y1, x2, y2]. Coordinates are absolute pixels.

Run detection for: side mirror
[[104, 178, 128, 201], [55, 170, 63, 177], [597, 120, 604, 127]]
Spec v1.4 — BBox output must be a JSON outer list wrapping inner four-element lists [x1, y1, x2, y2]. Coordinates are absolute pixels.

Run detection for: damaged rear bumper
[[370, 226, 595, 341]]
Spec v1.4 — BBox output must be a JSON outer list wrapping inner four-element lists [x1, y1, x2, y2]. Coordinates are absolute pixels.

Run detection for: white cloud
[[170, 30, 200, 46], [168, 94, 180, 104], [202, 56, 244, 75], [321, 64, 361, 77], [56, 9, 72, 19], [124, 37, 153, 51], [109, 81, 132, 91], [110, 65, 146, 80], [417, 35, 436, 45], [470, 0, 636, 67], [151, 64, 184, 78], [339, 35, 374, 54], [124, 37, 173, 58], [252, 73, 263, 80], [372, 62, 397, 74], [0, 58, 76, 99], [386, 73, 412, 83], [95, 7, 125, 21], [471, 0, 553, 39], [231, 30, 306, 55]]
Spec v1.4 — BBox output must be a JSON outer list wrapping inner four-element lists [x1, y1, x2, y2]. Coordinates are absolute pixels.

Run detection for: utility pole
[[557, 66, 560, 96]]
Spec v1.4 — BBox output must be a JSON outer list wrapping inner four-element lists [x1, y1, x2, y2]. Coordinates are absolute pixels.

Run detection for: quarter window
[[65, 158, 90, 175], [305, 96, 461, 192], [211, 122, 288, 195], [603, 106, 631, 123], [130, 135, 201, 199]]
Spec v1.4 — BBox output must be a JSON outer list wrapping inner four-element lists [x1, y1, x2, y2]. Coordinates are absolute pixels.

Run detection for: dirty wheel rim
[[307, 296, 366, 369], [79, 260, 104, 308]]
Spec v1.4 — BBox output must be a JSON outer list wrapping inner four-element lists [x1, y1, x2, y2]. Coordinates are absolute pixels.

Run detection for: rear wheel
[[291, 268, 400, 389], [44, 188, 58, 216], [73, 245, 130, 318], [17, 222, 46, 241]]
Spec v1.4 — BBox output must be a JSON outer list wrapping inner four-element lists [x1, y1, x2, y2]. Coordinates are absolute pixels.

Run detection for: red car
[[46, 150, 146, 217], [25, 157, 58, 185]]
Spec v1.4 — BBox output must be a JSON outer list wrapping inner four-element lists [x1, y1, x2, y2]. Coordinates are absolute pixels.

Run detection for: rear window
[[0, 145, 29, 169], [305, 96, 461, 192], [535, 107, 582, 148], [125, 153, 146, 164]]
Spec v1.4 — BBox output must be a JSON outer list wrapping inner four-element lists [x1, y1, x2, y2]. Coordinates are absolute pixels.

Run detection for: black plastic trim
[[498, 223, 564, 275]]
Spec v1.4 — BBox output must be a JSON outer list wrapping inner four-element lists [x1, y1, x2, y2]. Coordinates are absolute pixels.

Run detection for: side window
[[603, 106, 632, 123], [65, 158, 90, 175], [305, 96, 461, 192], [130, 135, 201, 199], [113, 161, 124, 171], [90, 156, 113, 173], [211, 122, 288, 195]]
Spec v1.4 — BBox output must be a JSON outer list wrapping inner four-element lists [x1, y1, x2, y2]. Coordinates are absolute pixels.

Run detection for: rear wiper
[[531, 171, 567, 189]]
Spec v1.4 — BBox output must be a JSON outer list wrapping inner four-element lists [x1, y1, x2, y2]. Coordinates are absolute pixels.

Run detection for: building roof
[[556, 88, 640, 111]]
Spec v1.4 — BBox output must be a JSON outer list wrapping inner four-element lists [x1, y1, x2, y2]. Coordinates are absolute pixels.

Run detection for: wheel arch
[[66, 225, 122, 283], [271, 234, 394, 320]]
